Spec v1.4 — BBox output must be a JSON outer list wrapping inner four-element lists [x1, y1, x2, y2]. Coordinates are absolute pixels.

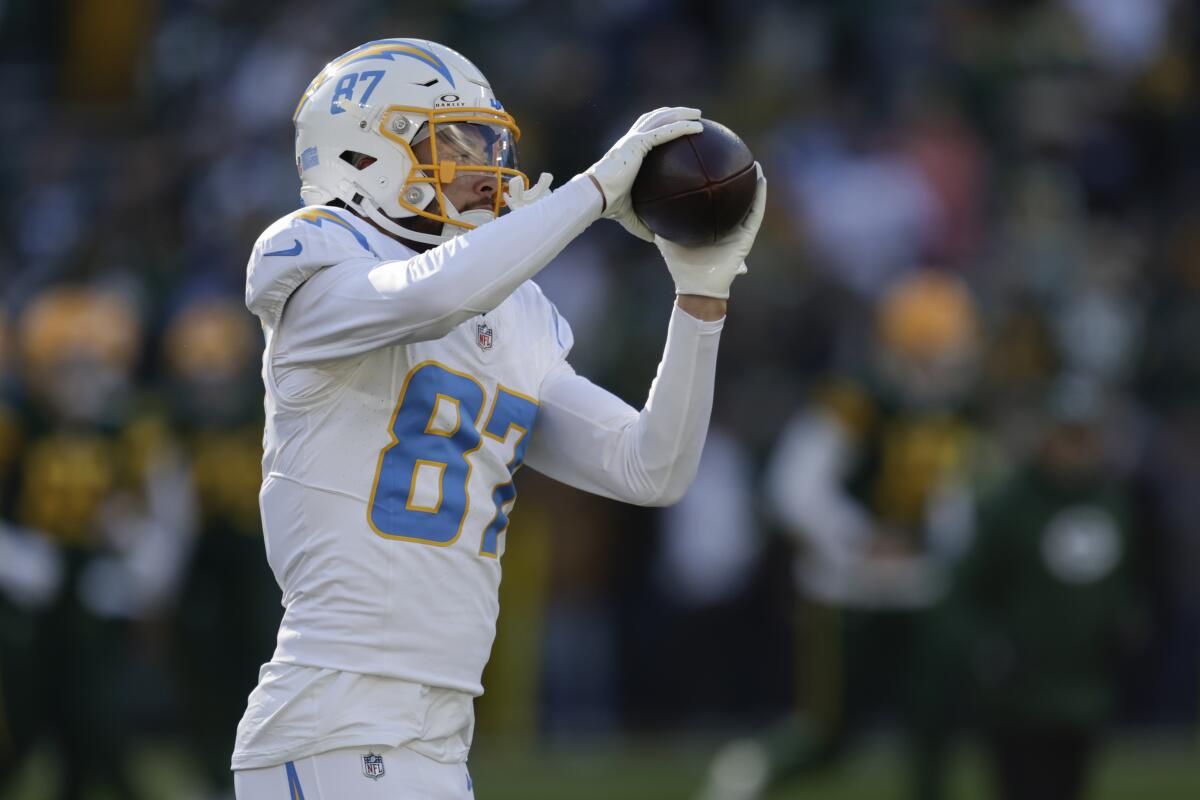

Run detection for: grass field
[[3, 734, 1196, 798], [466, 735, 1200, 800]]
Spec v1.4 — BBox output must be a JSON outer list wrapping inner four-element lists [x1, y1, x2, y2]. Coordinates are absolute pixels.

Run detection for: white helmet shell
[[293, 39, 526, 246]]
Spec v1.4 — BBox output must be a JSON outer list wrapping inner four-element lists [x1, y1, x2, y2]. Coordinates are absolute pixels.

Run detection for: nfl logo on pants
[[362, 752, 385, 781]]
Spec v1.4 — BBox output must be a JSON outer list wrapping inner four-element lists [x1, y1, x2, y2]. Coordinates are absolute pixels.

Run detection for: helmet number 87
[[330, 70, 385, 115]]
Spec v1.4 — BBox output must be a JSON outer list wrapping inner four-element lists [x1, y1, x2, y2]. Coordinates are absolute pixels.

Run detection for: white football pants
[[234, 745, 475, 799]]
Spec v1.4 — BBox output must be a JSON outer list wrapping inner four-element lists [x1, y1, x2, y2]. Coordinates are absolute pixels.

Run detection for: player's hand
[[503, 172, 554, 211], [585, 107, 703, 241], [658, 163, 766, 298]]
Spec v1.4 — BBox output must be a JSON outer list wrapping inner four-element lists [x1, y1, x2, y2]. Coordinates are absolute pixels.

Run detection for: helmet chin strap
[[354, 193, 495, 248], [355, 194, 446, 247]]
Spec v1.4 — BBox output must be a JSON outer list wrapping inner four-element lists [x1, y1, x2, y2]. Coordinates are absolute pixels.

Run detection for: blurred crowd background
[[1, 0, 1199, 798]]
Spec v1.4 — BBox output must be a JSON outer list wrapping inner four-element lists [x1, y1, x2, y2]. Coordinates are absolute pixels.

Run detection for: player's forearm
[[526, 304, 724, 506], [624, 303, 724, 504], [766, 414, 875, 552], [0, 523, 61, 609]]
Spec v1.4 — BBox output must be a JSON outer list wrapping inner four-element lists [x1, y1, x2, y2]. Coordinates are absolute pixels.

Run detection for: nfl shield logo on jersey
[[476, 320, 494, 351], [362, 752, 385, 781]]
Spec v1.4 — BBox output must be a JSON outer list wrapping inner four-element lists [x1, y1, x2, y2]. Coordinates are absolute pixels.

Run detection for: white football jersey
[[235, 177, 725, 769], [249, 205, 571, 693]]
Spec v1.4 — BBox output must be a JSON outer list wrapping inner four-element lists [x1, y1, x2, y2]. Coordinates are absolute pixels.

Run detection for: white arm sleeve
[[525, 304, 724, 507], [276, 176, 602, 364], [765, 411, 874, 556], [0, 523, 62, 610]]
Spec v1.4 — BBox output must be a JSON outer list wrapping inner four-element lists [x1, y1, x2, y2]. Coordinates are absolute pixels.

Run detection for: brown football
[[631, 118, 757, 246]]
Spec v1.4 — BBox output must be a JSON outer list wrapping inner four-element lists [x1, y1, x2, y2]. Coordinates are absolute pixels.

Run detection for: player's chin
[[400, 214, 444, 237]]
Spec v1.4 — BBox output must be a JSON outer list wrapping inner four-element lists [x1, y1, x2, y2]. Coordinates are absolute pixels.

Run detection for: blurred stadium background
[[1, 0, 1199, 798]]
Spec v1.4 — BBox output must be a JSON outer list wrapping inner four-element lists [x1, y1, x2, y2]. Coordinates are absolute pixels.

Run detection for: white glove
[[585, 107, 703, 241], [659, 163, 767, 298], [503, 172, 554, 211]]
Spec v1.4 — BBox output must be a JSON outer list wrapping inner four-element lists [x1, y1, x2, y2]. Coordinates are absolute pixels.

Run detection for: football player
[[233, 39, 765, 799], [3, 287, 195, 800], [696, 270, 983, 800]]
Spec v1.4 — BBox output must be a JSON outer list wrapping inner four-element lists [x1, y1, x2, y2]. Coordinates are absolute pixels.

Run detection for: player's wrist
[[584, 173, 607, 213], [676, 294, 727, 321]]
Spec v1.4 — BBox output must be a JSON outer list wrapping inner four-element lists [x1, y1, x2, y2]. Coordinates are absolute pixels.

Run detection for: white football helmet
[[293, 39, 527, 246]]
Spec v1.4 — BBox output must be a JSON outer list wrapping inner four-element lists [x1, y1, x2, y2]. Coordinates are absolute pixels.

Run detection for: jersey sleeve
[[525, 304, 724, 506], [245, 207, 380, 328], [270, 176, 601, 365], [527, 280, 574, 368], [764, 409, 874, 556]]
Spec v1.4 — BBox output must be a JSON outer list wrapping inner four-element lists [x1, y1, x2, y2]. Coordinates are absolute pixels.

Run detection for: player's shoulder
[[246, 206, 380, 326], [255, 206, 379, 260]]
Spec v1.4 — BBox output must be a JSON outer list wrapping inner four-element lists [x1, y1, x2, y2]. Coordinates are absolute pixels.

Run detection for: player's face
[[412, 122, 516, 213]]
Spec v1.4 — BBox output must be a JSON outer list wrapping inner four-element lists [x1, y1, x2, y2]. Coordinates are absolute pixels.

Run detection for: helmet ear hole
[[339, 150, 378, 170], [404, 185, 429, 206]]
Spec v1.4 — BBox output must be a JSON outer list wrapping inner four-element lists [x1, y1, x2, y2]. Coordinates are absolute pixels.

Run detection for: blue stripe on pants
[[285, 761, 306, 800]]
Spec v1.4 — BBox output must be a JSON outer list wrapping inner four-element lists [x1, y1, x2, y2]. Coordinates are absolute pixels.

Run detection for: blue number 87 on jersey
[[367, 361, 538, 558]]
